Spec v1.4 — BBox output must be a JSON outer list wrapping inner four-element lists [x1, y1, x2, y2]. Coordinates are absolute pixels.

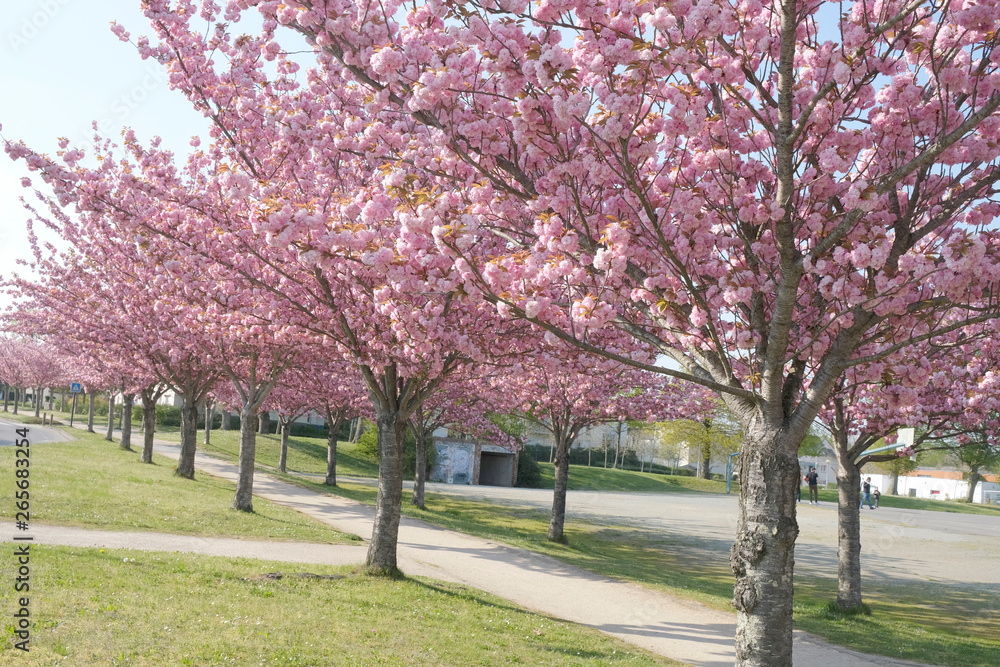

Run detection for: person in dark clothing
[[806, 467, 820, 504], [873, 487, 881, 508], [860, 477, 875, 509]]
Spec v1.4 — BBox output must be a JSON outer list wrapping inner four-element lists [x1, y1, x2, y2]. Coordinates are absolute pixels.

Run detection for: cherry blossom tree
[[406, 375, 518, 508], [5, 25, 534, 572], [160, 0, 1000, 660], [0, 177, 219, 475], [822, 333, 1000, 612], [0, 338, 32, 415], [499, 355, 686, 541], [271, 360, 369, 486]]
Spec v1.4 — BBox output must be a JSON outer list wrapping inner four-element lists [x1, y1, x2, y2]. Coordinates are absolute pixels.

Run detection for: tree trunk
[[325, 411, 341, 486], [730, 431, 799, 666], [230, 404, 257, 510], [411, 424, 428, 509], [34, 387, 42, 417], [701, 441, 713, 480], [140, 391, 156, 464], [890, 470, 900, 496], [10, 387, 16, 415], [278, 417, 290, 473], [836, 460, 863, 611], [613, 423, 622, 469], [87, 392, 94, 431], [120, 393, 135, 451], [204, 401, 214, 445], [258, 409, 270, 435], [175, 398, 198, 479], [221, 409, 231, 431], [105, 392, 116, 442], [548, 435, 571, 542], [967, 471, 982, 503], [2, 383, 8, 412], [366, 407, 406, 575]]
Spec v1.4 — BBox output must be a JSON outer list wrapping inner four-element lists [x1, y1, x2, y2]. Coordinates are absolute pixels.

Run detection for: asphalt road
[[417, 479, 1000, 588], [0, 417, 72, 446]]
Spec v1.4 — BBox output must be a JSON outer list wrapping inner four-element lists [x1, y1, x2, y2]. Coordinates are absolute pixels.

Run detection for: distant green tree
[[656, 401, 742, 479], [950, 433, 1000, 502]]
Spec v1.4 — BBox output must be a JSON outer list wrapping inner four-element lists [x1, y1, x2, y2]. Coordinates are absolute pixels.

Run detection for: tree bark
[[258, 409, 270, 435], [325, 410, 342, 486], [105, 392, 116, 442], [701, 440, 712, 480], [836, 460, 863, 611], [140, 391, 157, 464], [731, 432, 799, 666], [278, 416, 290, 473], [967, 471, 982, 503], [613, 422, 623, 469], [366, 407, 406, 575], [2, 383, 7, 412], [548, 434, 571, 542], [86, 392, 94, 431], [120, 393, 135, 451], [411, 422, 428, 509], [890, 471, 900, 495], [221, 409, 231, 431], [232, 405, 257, 511], [34, 387, 42, 417], [175, 397, 199, 479], [12, 387, 19, 415]]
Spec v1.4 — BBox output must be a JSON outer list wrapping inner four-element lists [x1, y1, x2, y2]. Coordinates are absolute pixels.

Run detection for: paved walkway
[[2, 424, 932, 666]]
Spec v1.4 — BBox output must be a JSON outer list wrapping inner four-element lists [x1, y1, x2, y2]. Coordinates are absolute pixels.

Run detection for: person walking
[[860, 477, 875, 509], [805, 466, 820, 504]]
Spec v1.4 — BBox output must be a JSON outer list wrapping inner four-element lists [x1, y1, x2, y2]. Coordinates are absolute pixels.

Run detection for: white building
[[863, 470, 999, 504]]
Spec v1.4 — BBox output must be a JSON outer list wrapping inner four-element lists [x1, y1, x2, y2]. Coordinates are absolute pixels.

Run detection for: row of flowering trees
[[0, 338, 69, 417], [5, 0, 1000, 662]]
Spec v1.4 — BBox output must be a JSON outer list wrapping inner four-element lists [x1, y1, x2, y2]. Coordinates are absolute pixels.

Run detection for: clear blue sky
[[0, 0, 210, 312]]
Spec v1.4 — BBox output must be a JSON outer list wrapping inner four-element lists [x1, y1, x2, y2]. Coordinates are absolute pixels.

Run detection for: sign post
[[69, 383, 82, 427]]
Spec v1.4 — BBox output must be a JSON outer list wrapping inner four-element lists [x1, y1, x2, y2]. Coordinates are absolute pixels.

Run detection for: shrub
[[289, 422, 327, 438], [155, 405, 182, 427], [515, 446, 542, 488]]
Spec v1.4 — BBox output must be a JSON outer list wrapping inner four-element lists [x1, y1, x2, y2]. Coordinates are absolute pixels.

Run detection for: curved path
[[2, 423, 931, 667]]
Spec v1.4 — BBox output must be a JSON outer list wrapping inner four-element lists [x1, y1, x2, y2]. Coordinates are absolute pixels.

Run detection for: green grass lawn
[[271, 477, 999, 667], [0, 546, 677, 666], [157, 428, 381, 479], [537, 462, 734, 493], [0, 428, 356, 544], [10, 418, 995, 664]]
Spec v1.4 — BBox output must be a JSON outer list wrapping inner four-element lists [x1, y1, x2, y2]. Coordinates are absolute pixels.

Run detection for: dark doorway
[[479, 452, 515, 486]]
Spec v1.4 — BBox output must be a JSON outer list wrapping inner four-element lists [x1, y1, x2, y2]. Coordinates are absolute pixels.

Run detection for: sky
[[0, 0, 211, 313]]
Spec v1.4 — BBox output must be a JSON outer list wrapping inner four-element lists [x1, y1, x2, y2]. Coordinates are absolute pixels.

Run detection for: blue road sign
[[70, 382, 82, 394]]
